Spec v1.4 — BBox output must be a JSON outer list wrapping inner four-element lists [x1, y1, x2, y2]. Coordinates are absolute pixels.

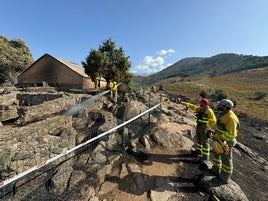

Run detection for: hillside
[[133, 53, 268, 122], [158, 67, 268, 121], [137, 53, 268, 86]]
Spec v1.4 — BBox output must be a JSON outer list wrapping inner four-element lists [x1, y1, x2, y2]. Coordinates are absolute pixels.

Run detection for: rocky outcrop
[[1, 87, 263, 201], [15, 94, 81, 125], [0, 105, 19, 121], [0, 115, 76, 174], [199, 175, 249, 201], [0, 90, 19, 121]]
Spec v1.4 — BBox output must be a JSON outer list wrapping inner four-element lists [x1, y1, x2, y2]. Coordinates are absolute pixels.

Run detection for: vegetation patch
[[159, 67, 268, 121]]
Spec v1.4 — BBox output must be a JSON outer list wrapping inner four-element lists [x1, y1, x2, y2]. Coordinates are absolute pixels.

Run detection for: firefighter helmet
[[199, 98, 209, 106], [212, 140, 224, 154], [217, 99, 234, 108]]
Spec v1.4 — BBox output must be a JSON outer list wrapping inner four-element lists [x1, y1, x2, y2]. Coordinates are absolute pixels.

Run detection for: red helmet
[[199, 98, 209, 106]]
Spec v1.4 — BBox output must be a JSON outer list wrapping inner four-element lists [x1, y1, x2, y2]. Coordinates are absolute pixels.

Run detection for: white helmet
[[217, 99, 234, 108]]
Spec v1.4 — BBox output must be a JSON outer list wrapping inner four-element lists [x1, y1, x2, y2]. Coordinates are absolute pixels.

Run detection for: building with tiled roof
[[17, 54, 106, 89]]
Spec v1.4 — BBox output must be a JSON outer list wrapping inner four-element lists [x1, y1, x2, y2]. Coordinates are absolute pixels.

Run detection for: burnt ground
[[2, 89, 266, 201], [232, 118, 268, 200], [175, 117, 268, 201], [151, 117, 267, 201], [98, 114, 268, 201]]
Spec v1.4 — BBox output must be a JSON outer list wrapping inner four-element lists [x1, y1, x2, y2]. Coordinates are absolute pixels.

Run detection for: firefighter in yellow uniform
[[94, 78, 100, 90], [211, 99, 239, 183], [111, 81, 118, 104], [108, 80, 113, 98], [182, 98, 216, 162]]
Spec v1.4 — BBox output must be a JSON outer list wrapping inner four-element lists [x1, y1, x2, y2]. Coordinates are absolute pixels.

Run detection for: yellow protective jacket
[[215, 110, 239, 141], [108, 81, 113, 89], [185, 103, 216, 128], [111, 83, 118, 92]]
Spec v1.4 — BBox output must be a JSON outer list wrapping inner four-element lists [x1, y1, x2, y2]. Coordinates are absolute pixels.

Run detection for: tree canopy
[[82, 38, 132, 86], [0, 35, 34, 85]]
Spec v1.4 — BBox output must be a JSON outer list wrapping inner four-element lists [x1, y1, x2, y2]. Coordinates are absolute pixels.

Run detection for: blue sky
[[1, 0, 268, 75]]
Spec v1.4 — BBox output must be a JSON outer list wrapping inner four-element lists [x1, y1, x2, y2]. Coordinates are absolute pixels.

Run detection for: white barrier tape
[[0, 102, 161, 189]]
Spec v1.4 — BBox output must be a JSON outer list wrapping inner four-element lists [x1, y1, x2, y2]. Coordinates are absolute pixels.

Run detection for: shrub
[[215, 89, 228, 101], [254, 92, 267, 100], [199, 91, 207, 98]]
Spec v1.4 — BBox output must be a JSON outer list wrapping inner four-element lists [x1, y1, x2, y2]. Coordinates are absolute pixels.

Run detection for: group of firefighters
[[181, 97, 239, 184], [97, 78, 238, 184], [94, 78, 118, 104], [108, 80, 118, 104]]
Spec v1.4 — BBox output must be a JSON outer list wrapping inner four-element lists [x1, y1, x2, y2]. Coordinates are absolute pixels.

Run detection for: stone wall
[[0, 87, 91, 123], [0, 88, 94, 180], [0, 115, 75, 175], [16, 92, 65, 106]]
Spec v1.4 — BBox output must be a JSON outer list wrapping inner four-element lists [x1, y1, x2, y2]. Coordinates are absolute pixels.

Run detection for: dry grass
[[164, 67, 268, 121]]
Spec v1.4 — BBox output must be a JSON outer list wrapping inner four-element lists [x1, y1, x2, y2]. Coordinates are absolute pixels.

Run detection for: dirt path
[[97, 97, 268, 201], [99, 144, 211, 201]]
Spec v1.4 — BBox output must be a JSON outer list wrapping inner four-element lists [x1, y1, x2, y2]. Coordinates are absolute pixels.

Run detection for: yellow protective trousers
[[195, 124, 210, 159], [212, 138, 237, 182]]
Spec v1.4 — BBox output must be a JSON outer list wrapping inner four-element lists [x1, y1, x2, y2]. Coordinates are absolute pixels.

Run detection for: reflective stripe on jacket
[[216, 110, 239, 141], [108, 82, 113, 88], [111, 83, 118, 92], [185, 103, 216, 127]]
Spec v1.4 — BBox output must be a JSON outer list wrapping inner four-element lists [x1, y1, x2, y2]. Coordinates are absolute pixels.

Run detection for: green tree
[[214, 89, 228, 101], [0, 35, 34, 85], [83, 49, 109, 83], [82, 38, 132, 87]]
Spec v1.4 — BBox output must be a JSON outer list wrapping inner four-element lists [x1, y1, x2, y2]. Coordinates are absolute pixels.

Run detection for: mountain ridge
[[135, 53, 268, 85]]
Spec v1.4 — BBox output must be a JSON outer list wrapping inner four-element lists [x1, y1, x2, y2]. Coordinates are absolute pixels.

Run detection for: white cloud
[[131, 56, 164, 75], [157, 49, 175, 56], [143, 56, 164, 67], [131, 49, 175, 76]]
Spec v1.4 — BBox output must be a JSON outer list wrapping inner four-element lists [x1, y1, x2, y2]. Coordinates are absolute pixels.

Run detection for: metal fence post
[[148, 91, 151, 124], [160, 93, 162, 114], [122, 117, 126, 148], [139, 110, 142, 124]]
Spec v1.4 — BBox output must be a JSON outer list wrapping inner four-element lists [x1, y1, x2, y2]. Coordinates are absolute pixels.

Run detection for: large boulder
[[199, 175, 249, 201]]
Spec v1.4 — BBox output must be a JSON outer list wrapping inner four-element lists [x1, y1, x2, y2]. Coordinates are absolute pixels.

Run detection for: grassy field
[[162, 67, 268, 121]]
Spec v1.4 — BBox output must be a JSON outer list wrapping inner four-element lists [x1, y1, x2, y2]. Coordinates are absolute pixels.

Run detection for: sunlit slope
[[164, 67, 268, 120]]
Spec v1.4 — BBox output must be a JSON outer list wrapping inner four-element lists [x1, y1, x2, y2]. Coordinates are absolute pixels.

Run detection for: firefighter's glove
[[206, 128, 215, 138], [180, 102, 188, 111], [223, 142, 230, 155], [214, 134, 224, 141]]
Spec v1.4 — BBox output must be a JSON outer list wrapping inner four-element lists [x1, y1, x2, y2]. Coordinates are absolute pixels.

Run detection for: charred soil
[[99, 105, 268, 201]]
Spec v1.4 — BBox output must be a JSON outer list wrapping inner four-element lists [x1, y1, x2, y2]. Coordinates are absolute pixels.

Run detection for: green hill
[[133, 53, 268, 121], [136, 53, 268, 85], [162, 67, 268, 121]]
